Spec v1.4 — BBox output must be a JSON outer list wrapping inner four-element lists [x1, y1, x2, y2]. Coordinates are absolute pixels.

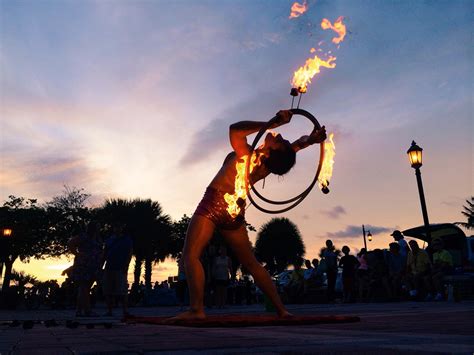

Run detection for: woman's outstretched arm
[[291, 125, 327, 153]]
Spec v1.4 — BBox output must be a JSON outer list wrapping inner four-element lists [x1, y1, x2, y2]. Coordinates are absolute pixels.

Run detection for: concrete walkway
[[1, 301, 473, 354]]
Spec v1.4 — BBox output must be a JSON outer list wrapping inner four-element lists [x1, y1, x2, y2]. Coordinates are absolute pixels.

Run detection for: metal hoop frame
[[245, 108, 325, 214]]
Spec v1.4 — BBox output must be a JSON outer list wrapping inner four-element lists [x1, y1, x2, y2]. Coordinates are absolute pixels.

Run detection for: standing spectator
[[102, 224, 133, 317], [367, 249, 391, 301], [303, 259, 314, 281], [405, 240, 431, 299], [284, 261, 305, 303], [424, 239, 453, 301], [311, 259, 325, 287], [68, 221, 103, 317], [244, 276, 253, 305], [356, 248, 369, 301], [339, 246, 359, 303], [391, 230, 408, 262], [321, 240, 338, 302], [386, 243, 405, 299], [212, 246, 232, 308], [176, 257, 187, 309]]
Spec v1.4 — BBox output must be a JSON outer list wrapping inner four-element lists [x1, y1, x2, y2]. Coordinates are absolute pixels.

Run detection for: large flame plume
[[289, 1, 308, 19], [291, 55, 336, 93], [224, 152, 263, 218], [321, 16, 346, 44], [318, 133, 335, 191], [291, 17, 346, 93]]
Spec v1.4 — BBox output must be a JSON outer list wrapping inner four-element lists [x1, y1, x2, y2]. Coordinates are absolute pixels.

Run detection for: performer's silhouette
[[170, 110, 326, 321]]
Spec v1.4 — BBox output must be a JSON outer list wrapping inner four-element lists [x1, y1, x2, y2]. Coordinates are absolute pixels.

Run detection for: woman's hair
[[263, 140, 296, 175]]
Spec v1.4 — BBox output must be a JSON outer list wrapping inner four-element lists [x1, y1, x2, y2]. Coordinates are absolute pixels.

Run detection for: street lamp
[[2, 228, 12, 237], [362, 226, 372, 250], [407, 141, 431, 242]]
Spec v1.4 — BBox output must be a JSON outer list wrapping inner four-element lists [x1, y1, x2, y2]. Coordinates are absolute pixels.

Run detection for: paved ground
[[1, 301, 473, 354]]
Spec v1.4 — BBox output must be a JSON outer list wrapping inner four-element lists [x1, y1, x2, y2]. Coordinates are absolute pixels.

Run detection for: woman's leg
[[83, 280, 94, 314], [76, 283, 84, 315], [76, 280, 92, 315], [216, 285, 225, 308], [221, 226, 291, 317], [170, 214, 215, 320]]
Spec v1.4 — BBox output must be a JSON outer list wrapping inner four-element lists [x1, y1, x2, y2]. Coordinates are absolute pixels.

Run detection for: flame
[[289, 1, 308, 19], [318, 133, 335, 190], [291, 55, 336, 93], [321, 16, 346, 44], [224, 151, 263, 218]]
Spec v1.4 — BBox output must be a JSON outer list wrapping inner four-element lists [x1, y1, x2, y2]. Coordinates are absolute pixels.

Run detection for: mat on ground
[[125, 314, 360, 327]]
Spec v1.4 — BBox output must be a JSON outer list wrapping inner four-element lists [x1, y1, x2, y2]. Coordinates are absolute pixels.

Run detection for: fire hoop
[[246, 108, 325, 214]]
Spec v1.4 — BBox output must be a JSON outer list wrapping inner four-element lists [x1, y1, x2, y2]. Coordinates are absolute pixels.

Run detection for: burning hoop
[[246, 108, 326, 214]]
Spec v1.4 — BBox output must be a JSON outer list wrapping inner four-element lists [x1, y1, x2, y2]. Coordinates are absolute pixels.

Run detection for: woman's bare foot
[[164, 310, 206, 324]]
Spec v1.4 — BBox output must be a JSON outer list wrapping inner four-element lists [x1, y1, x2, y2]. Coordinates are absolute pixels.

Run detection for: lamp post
[[407, 141, 431, 242], [1, 228, 13, 281], [362, 225, 367, 250], [362, 226, 372, 250]]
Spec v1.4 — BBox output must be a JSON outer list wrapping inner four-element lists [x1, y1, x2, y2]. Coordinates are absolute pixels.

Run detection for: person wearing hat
[[424, 238, 453, 301], [391, 230, 408, 261]]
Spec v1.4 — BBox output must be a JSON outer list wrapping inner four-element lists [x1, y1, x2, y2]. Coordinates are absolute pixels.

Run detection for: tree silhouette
[[1, 196, 49, 292], [44, 186, 92, 256], [455, 197, 473, 231], [170, 214, 191, 260], [98, 198, 173, 289], [254, 217, 305, 275]]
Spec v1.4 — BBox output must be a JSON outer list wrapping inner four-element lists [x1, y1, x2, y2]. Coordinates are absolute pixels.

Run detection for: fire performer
[[171, 110, 326, 321]]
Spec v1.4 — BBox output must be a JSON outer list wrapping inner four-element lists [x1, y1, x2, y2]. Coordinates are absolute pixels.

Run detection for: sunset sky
[[1, 0, 472, 282]]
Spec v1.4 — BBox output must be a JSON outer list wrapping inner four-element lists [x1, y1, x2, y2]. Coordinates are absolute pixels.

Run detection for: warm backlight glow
[[318, 133, 335, 190], [291, 55, 336, 93], [321, 16, 347, 44], [224, 152, 263, 218], [289, 1, 308, 19]]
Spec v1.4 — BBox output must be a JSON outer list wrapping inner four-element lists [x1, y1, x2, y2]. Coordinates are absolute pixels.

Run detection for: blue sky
[[1, 0, 472, 280]]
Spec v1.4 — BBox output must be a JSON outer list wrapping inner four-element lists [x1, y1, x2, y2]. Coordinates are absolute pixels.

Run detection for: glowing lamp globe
[[2, 228, 12, 237], [407, 141, 423, 169], [367, 231, 372, 242]]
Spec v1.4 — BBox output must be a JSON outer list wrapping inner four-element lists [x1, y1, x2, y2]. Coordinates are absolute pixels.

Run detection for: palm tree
[[455, 197, 474, 231], [254, 217, 305, 275], [11, 270, 38, 288], [98, 198, 173, 289]]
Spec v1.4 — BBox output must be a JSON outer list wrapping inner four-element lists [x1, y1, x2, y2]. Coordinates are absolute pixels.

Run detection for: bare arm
[[229, 110, 292, 157], [291, 126, 327, 153], [227, 257, 233, 279]]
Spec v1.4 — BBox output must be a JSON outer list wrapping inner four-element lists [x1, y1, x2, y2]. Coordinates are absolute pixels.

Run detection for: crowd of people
[[282, 232, 455, 304], [2, 225, 457, 313], [174, 245, 260, 309], [64, 223, 261, 314]]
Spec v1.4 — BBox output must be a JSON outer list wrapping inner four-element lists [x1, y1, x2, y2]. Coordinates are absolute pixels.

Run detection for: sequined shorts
[[194, 187, 245, 230]]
